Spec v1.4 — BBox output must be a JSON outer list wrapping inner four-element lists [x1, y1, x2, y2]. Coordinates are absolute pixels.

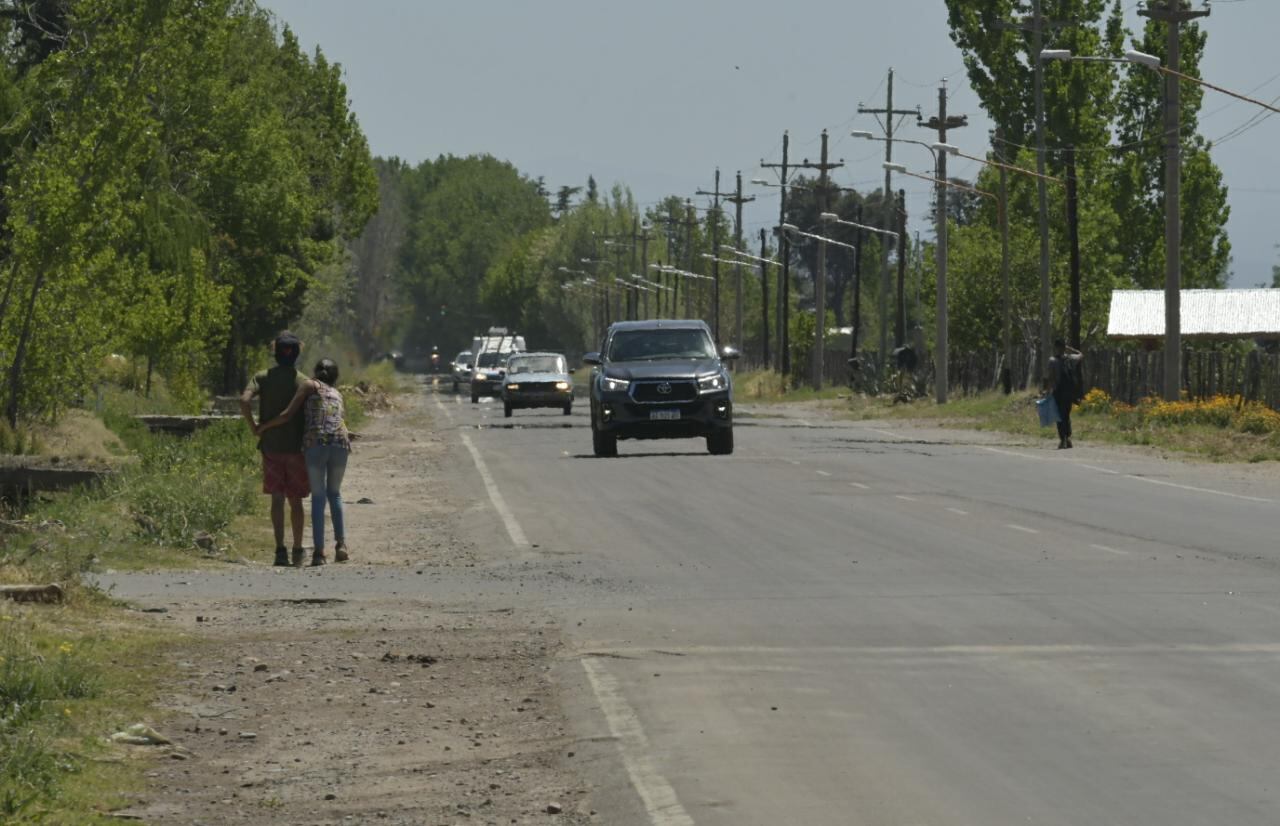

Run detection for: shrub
[[1234, 404, 1280, 435], [122, 419, 259, 546], [1077, 388, 1112, 414]]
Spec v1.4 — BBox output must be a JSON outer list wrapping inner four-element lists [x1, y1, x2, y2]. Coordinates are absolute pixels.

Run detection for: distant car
[[584, 319, 737, 457], [501, 352, 574, 418], [451, 350, 473, 393], [470, 350, 511, 403]]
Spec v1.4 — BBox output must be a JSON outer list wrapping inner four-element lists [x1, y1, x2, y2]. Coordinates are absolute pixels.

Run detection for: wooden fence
[[761, 346, 1280, 410]]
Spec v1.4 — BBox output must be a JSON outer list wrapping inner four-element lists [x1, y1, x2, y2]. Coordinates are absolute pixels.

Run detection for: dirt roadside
[[106, 385, 595, 825]]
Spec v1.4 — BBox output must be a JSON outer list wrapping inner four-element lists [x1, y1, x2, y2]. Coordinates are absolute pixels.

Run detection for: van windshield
[[477, 352, 507, 368]]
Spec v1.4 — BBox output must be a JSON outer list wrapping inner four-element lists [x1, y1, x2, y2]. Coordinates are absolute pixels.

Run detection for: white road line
[[981, 446, 1272, 503], [432, 397, 455, 421], [895, 495, 918, 502], [850, 482, 869, 490], [1091, 543, 1130, 556], [1122, 474, 1275, 504], [815, 470, 832, 477], [982, 446, 1042, 461], [867, 428, 902, 440], [788, 459, 802, 466], [581, 659, 695, 826], [799, 419, 813, 427], [458, 431, 529, 547], [946, 507, 969, 516], [1006, 523, 1040, 535]]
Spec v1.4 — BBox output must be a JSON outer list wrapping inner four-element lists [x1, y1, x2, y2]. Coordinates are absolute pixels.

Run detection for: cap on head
[[274, 331, 301, 366], [1053, 337, 1066, 350]]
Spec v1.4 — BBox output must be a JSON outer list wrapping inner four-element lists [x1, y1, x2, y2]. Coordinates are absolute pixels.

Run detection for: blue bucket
[[1036, 396, 1060, 427]]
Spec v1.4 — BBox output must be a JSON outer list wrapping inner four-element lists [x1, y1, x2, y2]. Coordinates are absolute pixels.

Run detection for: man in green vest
[[240, 331, 310, 566]]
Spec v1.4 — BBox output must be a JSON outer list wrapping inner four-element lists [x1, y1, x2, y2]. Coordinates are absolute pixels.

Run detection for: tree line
[[336, 1, 1236, 379], [0, 0, 376, 421]]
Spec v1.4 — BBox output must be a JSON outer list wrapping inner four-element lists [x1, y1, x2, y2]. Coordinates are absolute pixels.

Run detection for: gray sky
[[266, 0, 1278, 287]]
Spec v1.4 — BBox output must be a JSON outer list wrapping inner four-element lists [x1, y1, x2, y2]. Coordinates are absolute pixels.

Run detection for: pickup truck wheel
[[503, 403, 513, 418], [707, 428, 734, 456], [592, 425, 617, 458], [470, 390, 479, 404], [562, 402, 572, 416]]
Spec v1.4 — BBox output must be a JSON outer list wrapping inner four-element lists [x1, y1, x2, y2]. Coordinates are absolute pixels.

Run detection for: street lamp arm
[[818, 212, 899, 240], [892, 168, 997, 201], [1161, 65, 1280, 116], [945, 148, 1064, 186]]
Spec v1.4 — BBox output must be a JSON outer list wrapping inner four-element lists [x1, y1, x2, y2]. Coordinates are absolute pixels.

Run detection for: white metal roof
[[1107, 289, 1280, 339]]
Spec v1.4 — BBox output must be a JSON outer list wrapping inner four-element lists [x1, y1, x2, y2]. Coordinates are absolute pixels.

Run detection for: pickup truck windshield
[[607, 329, 716, 362]]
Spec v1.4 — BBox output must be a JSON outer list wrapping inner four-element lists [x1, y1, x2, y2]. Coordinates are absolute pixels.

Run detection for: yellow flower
[[0, 615, 12, 621], [63, 708, 71, 717], [58, 642, 73, 655]]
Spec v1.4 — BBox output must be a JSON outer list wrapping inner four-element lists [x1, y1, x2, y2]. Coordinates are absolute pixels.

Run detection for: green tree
[[397, 155, 552, 350]]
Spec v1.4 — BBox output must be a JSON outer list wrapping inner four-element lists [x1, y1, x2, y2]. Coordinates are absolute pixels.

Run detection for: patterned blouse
[[304, 382, 351, 450]]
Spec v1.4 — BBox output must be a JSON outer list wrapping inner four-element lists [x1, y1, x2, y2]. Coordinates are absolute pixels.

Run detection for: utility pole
[[632, 219, 654, 320], [921, 82, 967, 404], [794, 131, 844, 389], [997, 130, 1013, 394], [696, 169, 729, 342], [1066, 145, 1081, 349], [1141, 0, 1209, 401], [759, 228, 770, 366], [684, 200, 696, 319], [761, 131, 793, 375], [724, 171, 755, 347], [851, 204, 864, 361], [1032, 0, 1053, 379], [895, 189, 907, 348], [859, 69, 921, 378]]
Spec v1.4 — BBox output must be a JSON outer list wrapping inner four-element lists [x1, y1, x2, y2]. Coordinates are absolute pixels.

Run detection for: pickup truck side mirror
[[720, 346, 741, 361], [568, 368, 577, 374], [583, 353, 602, 366]]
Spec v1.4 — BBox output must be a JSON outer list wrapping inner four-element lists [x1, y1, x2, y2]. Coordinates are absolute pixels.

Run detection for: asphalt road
[[436, 387, 1280, 826]]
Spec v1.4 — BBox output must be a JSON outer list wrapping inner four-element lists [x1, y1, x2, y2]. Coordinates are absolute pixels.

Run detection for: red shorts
[[262, 453, 310, 499]]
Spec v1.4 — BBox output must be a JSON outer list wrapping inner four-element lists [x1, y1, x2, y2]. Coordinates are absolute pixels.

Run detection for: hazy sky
[[265, 0, 1278, 287]]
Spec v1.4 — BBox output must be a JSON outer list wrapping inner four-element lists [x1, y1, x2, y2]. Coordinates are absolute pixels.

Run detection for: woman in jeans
[[258, 358, 352, 566]]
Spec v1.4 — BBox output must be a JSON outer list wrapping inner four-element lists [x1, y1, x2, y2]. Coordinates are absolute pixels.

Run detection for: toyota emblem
[[656, 382, 673, 395]]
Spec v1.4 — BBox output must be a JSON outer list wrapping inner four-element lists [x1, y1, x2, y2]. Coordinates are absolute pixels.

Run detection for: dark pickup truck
[[584, 319, 737, 457]]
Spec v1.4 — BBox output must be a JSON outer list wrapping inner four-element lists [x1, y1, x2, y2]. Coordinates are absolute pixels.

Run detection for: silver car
[[501, 352, 574, 418], [450, 350, 472, 393]]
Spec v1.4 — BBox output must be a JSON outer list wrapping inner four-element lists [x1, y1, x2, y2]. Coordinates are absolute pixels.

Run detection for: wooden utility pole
[[724, 171, 756, 347], [794, 131, 844, 389], [859, 69, 920, 377], [1066, 146, 1081, 349], [761, 132, 793, 374], [851, 204, 864, 361], [895, 189, 907, 348], [759, 228, 770, 366], [920, 82, 967, 404], [1141, 0, 1210, 400], [696, 170, 729, 342], [997, 131, 1013, 394]]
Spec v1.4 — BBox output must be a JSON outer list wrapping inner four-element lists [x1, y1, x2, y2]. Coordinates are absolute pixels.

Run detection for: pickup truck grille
[[630, 380, 698, 404]]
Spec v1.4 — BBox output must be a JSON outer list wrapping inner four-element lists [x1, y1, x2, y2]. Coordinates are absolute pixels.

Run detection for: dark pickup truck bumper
[[592, 391, 731, 439]]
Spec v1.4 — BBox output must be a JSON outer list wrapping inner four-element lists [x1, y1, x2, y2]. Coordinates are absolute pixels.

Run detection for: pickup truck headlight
[[600, 376, 629, 393], [698, 373, 728, 392], [506, 383, 519, 391], [555, 381, 571, 391]]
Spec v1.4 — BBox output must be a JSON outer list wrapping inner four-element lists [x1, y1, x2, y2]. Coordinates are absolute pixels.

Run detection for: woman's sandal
[[334, 542, 349, 563]]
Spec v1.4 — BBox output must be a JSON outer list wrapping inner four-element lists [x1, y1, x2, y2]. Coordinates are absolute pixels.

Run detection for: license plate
[[649, 409, 681, 421]]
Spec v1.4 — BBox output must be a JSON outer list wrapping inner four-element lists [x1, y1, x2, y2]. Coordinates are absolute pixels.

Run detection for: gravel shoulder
[[104, 385, 595, 824]]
